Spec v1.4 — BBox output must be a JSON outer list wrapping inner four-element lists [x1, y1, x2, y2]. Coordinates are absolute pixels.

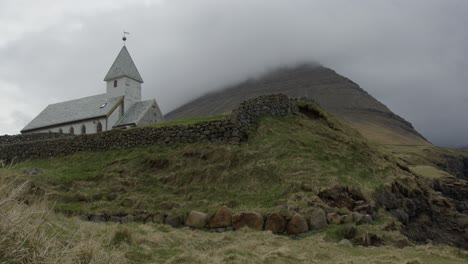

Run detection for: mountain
[[166, 64, 428, 145]]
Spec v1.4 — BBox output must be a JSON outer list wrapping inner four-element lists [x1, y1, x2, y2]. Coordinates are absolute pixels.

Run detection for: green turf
[[12, 111, 399, 215]]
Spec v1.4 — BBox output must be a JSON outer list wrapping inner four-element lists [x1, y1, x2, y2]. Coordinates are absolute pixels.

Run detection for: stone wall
[[0, 133, 74, 146], [0, 94, 292, 162]]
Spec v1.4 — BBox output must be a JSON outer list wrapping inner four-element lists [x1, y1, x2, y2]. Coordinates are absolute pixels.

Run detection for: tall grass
[[0, 169, 125, 263]]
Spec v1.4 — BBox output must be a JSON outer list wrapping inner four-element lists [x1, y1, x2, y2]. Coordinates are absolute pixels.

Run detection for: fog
[[1, 0, 467, 147]]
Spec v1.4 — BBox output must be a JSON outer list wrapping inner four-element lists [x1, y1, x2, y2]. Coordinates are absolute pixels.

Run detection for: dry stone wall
[[0, 94, 292, 162], [0, 133, 74, 146]]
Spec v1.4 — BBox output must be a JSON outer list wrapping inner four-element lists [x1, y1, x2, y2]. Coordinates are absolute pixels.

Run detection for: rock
[[185, 211, 208, 229], [209, 206, 232, 228], [353, 232, 384, 247], [352, 212, 363, 223], [286, 213, 308, 235], [109, 216, 121, 223], [360, 214, 373, 225], [165, 214, 184, 228], [327, 213, 343, 224], [121, 215, 134, 224], [342, 224, 357, 239], [232, 212, 264, 230], [265, 213, 286, 234], [338, 239, 353, 246], [393, 209, 409, 225], [153, 214, 166, 224], [301, 182, 313, 192], [308, 209, 328, 230], [342, 214, 353, 223], [23, 167, 40, 175], [79, 214, 90, 221], [90, 214, 106, 222]]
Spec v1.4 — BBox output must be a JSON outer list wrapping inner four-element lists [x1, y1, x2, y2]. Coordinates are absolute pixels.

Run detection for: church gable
[[113, 99, 163, 128]]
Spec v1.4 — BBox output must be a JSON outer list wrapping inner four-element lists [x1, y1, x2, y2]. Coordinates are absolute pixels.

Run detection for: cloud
[[0, 0, 467, 146]]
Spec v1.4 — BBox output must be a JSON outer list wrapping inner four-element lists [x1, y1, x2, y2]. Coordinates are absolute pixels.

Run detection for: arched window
[[81, 125, 86, 134], [96, 122, 103, 133], [69, 126, 74, 135], [113, 80, 118, 88], [58, 128, 63, 134]]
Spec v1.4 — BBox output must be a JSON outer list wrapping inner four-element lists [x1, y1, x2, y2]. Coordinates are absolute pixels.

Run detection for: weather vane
[[122, 31, 130, 45]]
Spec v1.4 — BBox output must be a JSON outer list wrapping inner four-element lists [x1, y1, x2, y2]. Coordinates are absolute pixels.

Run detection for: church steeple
[[104, 46, 144, 83]]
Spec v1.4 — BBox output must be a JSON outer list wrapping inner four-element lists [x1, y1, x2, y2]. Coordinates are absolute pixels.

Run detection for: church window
[[114, 80, 118, 88], [81, 125, 86, 134], [69, 127, 74, 135], [97, 122, 103, 133]]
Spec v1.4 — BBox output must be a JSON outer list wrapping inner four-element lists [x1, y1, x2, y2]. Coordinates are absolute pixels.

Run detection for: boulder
[[209, 206, 232, 228], [265, 213, 286, 234], [342, 224, 357, 239], [90, 214, 106, 222], [338, 239, 353, 246], [185, 211, 208, 229], [359, 214, 373, 225], [327, 212, 343, 224], [232, 212, 264, 230], [352, 212, 363, 223], [121, 215, 134, 224], [165, 214, 184, 228], [342, 214, 353, 223], [308, 209, 328, 230], [286, 213, 308, 235], [109, 216, 121, 223]]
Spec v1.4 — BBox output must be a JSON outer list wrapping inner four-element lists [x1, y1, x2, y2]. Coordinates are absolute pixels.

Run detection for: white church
[[21, 43, 164, 134]]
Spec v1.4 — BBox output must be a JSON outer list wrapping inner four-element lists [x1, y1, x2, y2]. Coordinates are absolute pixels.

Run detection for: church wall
[[107, 104, 123, 129], [26, 118, 107, 135], [137, 101, 164, 127]]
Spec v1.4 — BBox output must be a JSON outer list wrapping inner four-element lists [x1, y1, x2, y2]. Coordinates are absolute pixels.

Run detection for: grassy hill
[[1, 102, 467, 263]]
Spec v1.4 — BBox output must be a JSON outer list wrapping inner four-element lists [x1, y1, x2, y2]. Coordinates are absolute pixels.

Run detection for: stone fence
[[0, 133, 73, 146], [0, 94, 292, 162]]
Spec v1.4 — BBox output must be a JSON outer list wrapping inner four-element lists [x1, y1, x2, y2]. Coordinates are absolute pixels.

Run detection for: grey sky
[[1, 0, 467, 147]]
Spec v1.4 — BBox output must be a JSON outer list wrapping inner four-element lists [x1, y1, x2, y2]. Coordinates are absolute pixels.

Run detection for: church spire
[[104, 45, 144, 83]]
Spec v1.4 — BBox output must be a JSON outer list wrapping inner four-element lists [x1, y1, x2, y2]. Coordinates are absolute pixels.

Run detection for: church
[[21, 43, 164, 134]]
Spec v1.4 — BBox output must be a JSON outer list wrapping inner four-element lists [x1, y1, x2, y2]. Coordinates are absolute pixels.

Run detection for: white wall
[[137, 101, 165, 126], [106, 77, 141, 113], [31, 117, 107, 135], [107, 104, 123, 129]]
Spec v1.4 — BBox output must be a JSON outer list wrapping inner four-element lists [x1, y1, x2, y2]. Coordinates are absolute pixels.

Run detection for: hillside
[[166, 64, 428, 145], [1, 99, 467, 263]]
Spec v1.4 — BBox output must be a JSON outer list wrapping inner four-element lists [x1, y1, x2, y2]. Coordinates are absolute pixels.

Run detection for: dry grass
[[0, 170, 126, 264], [0, 167, 467, 263]]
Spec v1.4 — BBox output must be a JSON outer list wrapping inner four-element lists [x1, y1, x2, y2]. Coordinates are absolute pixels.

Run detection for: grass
[[1, 109, 468, 263], [147, 114, 227, 128], [409, 165, 452, 179], [11, 113, 400, 215]]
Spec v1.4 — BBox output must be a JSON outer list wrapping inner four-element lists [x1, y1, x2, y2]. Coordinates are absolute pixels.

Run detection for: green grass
[[147, 114, 227, 128], [11, 112, 399, 215]]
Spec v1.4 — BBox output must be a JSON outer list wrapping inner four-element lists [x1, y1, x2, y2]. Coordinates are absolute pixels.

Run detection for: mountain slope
[[166, 64, 428, 145]]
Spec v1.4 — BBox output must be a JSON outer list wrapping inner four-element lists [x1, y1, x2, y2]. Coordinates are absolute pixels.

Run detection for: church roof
[[21, 94, 123, 133], [113, 99, 157, 127], [104, 46, 144, 83]]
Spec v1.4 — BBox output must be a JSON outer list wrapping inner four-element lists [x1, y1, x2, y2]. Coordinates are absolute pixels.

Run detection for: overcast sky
[[1, 0, 467, 147]]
